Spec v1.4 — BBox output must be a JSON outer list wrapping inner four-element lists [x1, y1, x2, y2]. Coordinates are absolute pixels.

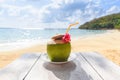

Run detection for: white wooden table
[[0, 52, 120, 80]]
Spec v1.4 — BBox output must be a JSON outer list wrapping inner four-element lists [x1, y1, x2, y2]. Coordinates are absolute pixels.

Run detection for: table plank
[[81, 52, 120, 80], [0, 53, 40, 80], [25, 53, 103, 80]]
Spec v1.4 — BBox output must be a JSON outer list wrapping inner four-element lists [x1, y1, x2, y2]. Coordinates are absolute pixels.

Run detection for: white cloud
[[0, 0, 5, 3], [0, 3, 48, 27], [64, 0, 73, 4], [40, 0, 103, 25], [1, 4, 22, 16], [0, 0, 120, 28], [42, 0, 120, 26], [0, 9, 4, 15], [0, 4, 46, 21], [106, 5, 120, 15], [11, 0, 16, 2], [66, 10, 82, 23], [0, 0, 17, 3]]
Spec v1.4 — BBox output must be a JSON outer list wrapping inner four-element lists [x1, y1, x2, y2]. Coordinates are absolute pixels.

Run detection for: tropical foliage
[[79, 13, 120, 29]]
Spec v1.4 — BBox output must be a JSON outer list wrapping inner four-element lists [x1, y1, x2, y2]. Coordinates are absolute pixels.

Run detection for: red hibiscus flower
[[62, 33, 71, 43]]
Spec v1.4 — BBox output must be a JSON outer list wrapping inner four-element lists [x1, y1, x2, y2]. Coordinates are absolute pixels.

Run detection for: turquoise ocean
[[0, 28, 108, 51], [0, 28, 107, 43]]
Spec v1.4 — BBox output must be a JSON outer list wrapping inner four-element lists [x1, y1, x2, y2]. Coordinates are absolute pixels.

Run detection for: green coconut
[[47, 42, 71, 62]]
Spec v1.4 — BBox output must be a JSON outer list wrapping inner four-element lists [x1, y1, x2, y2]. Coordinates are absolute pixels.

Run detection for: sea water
[[0, 28, 107, 51], [0, 28, 107, 43]]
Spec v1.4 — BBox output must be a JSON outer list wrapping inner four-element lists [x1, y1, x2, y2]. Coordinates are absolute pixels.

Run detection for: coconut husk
[[51, 34, 65, 44], [52, 34, 64, 40], [54, 40, 65, 44]]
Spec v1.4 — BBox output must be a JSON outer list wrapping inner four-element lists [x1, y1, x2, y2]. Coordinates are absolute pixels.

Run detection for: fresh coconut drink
[[47, 42, 71, 62], [47, 22, 79, 62]]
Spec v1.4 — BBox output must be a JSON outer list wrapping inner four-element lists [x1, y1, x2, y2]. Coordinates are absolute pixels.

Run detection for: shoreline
[[0, 30, 120, 68], [0, 30, 109, 52], [0, 39, 48, 52]]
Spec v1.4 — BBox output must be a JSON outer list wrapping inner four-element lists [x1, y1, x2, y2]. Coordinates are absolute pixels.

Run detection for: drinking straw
[[66, 22, 79, 33]]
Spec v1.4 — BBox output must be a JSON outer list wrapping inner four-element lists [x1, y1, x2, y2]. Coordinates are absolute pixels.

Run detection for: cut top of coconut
[[51, 34, 64, 40], [51, 34, 65, 44]]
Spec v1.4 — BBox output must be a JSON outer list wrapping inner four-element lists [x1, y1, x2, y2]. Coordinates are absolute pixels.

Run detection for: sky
[[0, 0, 120, 28]]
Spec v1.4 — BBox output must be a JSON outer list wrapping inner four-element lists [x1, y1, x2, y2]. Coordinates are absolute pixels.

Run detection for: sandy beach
[[0, 30, 120, 68]]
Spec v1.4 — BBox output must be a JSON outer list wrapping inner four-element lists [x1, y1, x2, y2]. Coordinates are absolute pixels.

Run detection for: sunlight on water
[[0, 28, 107, 43]]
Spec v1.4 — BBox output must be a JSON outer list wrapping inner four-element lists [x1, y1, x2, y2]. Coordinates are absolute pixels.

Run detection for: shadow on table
[[43, 61, 93, 80]]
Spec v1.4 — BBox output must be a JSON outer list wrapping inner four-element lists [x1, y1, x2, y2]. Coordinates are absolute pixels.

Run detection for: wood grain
[[25, 53, 103, 80], [0, 53, 40, 80], [81, 52, 120, 80]]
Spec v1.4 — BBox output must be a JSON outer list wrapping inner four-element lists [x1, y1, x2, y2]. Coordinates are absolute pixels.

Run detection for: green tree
[[79, 13, 120, 29]]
